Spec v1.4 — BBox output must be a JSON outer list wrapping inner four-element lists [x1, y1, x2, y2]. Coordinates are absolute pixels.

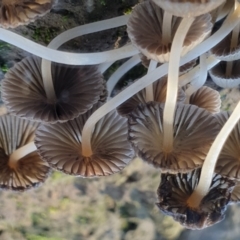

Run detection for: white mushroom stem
[[187, 100, 240, 208], [0, 15, 138, 65], [81, 4, 240, 157], [8, 142, 37, 168], [145, 60, 158, 102], [162, 12, 173, 44], [99, 61, 115, 74], [226, 22, 240, 77], [163, 17, 195, 152], [107, 54, 141, 97], [185, 54, 208, 102]]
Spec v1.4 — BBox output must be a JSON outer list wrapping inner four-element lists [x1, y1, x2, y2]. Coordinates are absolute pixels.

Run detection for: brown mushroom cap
[[0, 0, 55, 28], [128, 102, 220, 173], [157, 169, 235, 229], [214, 111, 240, 180], [2, 56, 106, 124], [210, 31, 240, 61], [189, 86, 221, 114], [117, 77, 185, 116], [151, 0, 225, 17], [209, 60, 240, 88], [35, 103, 134, 177], [127, 1, 212, 63], [0, 115, 51, 191]]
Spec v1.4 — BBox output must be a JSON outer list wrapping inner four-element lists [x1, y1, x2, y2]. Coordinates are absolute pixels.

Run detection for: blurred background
[[0, 0, 240, 239]]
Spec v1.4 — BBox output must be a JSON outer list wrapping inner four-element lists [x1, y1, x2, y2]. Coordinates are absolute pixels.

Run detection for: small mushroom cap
[[189, 86, 221, 114], [215, 111, 240, 180], [35, 103, 134, 177], [0, 0, 55, 28], [128, 102, 220, 173], [209, 61, 240, 88], [151, 0, 225, 17], [0, 115, 51, 191], [117, 77, 185, 116], [210, 31, 240, 61], [2, 56, 106, 123], [157, 169, 235, 230], [127, 1, 212, 63]]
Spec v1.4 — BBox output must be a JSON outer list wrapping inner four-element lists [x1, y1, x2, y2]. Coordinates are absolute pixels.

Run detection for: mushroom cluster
[[1, 0, 240, 231]]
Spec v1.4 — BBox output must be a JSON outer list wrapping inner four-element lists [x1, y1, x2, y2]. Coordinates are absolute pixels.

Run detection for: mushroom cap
[[0, 0, 55, 28], [2, 56, 106, 124], [0, 115, 51, 191], [35, 103, 134, 177], [210, 31, 240, 61], [151, 0, 225, 17], [189, 86, 221, 114], [128, 102, 220, 173], [117, 77, 186, 116], [214, 111, 240, 180], [127, 1, 212, 63], [209, 61, 240, 88], [157, 169, 235, 229]]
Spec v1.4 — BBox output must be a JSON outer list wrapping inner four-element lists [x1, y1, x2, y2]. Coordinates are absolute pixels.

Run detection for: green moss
[[26, 235, 64, 240]]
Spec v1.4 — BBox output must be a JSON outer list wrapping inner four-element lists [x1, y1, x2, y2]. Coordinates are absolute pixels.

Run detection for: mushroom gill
[[0, 115, 51, 191], [0, 0, 55, 28], [157, 168, 235, 229], [35, 103, 134, 177], [2, 56, 106, 123], [128, 102, 220, 173]]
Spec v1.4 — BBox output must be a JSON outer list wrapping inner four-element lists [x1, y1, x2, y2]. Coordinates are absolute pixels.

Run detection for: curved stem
[[163, 17, 195, 152], [107, 54, 141, 97], [145, 60, 158, 102], [162, 12, 172, 45], [99, 61, 115, 74], [8, 142, 37, 168], [187, 100, 240, 208], [0, 16, 138, 65]]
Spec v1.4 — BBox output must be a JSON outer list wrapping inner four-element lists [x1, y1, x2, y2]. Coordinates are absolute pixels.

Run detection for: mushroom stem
[[81, 6, 240, 157], [163, 17, 195, 152], [187, 100, 240, 208], [162, 12, 172, 45], [107, 54, 141, 97], [185, 53, 208, 102], [226, 23, 240, 77], [145, 60, 158, 102], [8, 142, 37, 168]]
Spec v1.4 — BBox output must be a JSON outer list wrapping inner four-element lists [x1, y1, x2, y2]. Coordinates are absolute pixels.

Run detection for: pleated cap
[[189, 86, 221, 114], [0, 115, 51, 191], [0, 0, 55, 28], [127, 1, 212, 63], [157, 169, 235, 229], [128, 102, 220, 173], [35, 103, 134, 177], [2, 56, 106, 124]]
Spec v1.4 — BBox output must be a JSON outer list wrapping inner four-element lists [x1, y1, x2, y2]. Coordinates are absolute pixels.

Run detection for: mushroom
[[128, 102, 220, 173], [35, 103, 134, 177], [157, 168, 235, 229], [2, 56, 106, 123], [0, 115, 51, 191], [0, 0, 55, 28]]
